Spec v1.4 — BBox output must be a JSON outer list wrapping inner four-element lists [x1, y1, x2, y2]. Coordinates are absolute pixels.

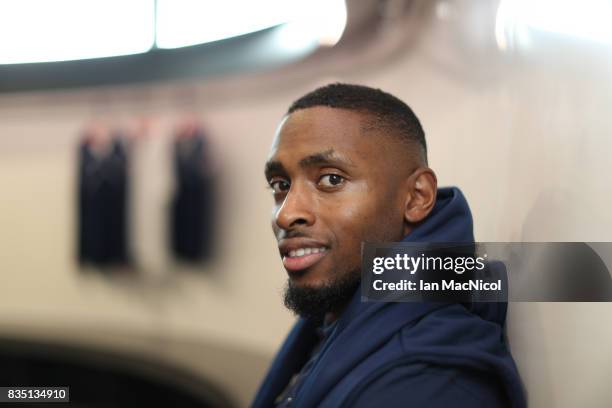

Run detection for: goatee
[[283, 270, 360, 320]]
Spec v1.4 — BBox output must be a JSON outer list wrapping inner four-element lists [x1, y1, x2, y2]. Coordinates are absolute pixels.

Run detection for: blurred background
[[0, 0, 611, 406]]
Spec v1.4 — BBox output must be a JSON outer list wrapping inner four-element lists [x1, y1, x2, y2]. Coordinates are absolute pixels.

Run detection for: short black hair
[[287, 83, 427, 163]]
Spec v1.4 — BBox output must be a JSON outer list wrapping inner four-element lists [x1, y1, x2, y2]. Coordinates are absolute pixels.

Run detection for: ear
[[403, 167, 437, 232]]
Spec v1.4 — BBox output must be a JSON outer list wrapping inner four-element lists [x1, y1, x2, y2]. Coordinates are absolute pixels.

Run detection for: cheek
[[328, 198, 382, 248], [270, 206, 280, 234], [330, 192, 402, 246]]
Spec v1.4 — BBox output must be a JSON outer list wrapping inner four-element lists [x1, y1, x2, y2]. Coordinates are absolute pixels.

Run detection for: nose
[[274, 183, 315, 231]]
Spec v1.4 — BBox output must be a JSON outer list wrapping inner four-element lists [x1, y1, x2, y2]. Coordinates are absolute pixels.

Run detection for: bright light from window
[[0, 0, 154, 64], [0, 0, 346, 65], [310, 0, 347, 47], [496, 0, 612, 50], [156, 0, 347, 49]]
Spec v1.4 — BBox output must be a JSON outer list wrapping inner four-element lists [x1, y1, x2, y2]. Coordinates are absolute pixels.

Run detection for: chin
[[288, 270, 332, 288]]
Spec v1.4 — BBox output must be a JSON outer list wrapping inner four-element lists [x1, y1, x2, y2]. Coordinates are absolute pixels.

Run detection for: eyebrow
[[264, 161, 286, 179], [264, 149, 353, 179]]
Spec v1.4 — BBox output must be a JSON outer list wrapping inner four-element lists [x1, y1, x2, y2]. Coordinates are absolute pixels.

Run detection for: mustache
[[277, 230, 313, 240]]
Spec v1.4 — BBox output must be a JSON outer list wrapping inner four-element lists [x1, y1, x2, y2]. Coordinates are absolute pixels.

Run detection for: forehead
[[268, 106, 380, 163]]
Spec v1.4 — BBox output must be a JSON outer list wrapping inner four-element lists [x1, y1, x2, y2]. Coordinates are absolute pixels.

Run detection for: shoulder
[[397, 303, 505, 351], [341, 304, 512, 407], [346, 363, 508, 408]]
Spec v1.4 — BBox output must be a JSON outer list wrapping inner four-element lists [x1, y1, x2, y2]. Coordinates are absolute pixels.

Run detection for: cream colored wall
[[0, 91, 297, 355], [1, 1, 611, 406]]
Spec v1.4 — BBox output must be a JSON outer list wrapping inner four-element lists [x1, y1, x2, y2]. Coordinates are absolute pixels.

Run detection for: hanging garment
[[78, 135, 129, 267], [170, 128, 215, 263]]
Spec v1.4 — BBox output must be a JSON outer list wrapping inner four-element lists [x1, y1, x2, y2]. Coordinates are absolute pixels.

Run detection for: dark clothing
[[275, 321, 337, 407], [78, 138, 129, 266], [170, 132, 214, 262], [253, 187, 526, 408]]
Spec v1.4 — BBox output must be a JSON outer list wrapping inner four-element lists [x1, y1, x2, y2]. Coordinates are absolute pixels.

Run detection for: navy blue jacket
[[252, 187, 526, 408]]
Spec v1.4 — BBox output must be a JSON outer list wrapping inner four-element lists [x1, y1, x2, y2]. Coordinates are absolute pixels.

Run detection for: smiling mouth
[[282, 247, 328, 272]]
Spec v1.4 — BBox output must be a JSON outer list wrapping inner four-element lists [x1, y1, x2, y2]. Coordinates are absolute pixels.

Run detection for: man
[[253, 84, 525, 407]]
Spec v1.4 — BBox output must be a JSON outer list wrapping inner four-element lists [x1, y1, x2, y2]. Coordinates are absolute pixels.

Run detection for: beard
[[283, 269, 361, 321]]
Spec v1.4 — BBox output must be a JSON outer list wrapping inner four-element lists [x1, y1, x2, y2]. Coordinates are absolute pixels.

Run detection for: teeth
[[287, 247, 326, 258]]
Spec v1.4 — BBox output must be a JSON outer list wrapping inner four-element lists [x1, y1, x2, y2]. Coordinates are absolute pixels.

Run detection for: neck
[[324, 301, 349, 325]]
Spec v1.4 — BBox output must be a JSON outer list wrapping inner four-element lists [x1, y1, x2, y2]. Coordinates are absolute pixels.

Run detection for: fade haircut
[[287, 83, 427, 164]]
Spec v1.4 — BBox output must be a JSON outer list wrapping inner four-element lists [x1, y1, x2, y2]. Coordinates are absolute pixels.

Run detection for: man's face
[[265, 106, 410, 293]]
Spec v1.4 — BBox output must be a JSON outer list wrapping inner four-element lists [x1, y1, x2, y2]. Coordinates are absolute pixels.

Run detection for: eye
[[269, 179, 290, 194], [318, 174, 345, 188]]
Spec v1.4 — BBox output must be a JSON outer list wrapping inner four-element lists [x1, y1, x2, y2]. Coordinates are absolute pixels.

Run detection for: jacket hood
[[404, 185, 475, 243]]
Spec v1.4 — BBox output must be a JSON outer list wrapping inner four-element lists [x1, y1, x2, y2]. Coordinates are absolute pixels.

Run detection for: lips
[[278, 239, 329, 273], [282, 247, 328, 272]]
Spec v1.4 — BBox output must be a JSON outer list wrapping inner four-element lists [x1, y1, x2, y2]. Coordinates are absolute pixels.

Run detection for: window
[[0, 0, 346, 64], [0, 0, 154, 64]]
